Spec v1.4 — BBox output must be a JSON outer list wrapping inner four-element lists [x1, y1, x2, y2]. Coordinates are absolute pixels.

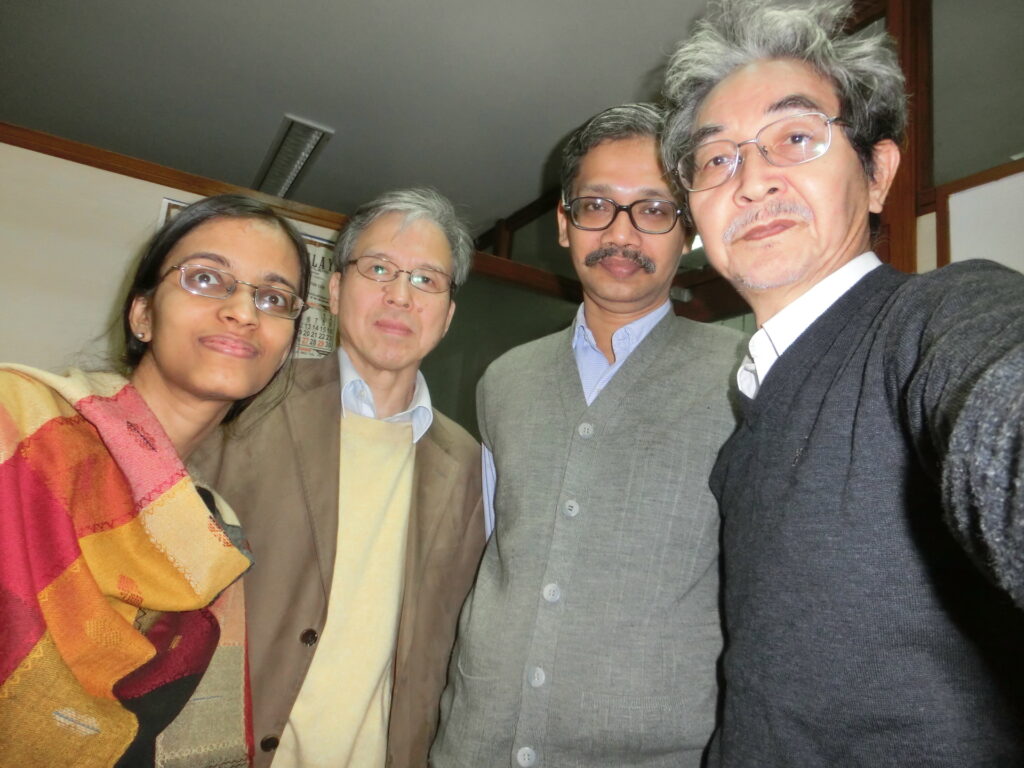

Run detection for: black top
[[709, 261, 1024, 767]]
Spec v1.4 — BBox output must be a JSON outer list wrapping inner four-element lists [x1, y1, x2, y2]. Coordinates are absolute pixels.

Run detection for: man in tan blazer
[[194, 188, 484, 768]]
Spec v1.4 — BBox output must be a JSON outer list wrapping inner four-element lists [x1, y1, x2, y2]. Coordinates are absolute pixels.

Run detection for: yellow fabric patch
[[38, 556, 154, 700], [137, 475, 251, 603], [0, 369, 77, 462], [0, 632, 136, 766]]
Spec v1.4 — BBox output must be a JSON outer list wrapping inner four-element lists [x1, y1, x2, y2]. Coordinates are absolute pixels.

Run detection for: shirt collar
[[761, 251, 882, 359], [336, 346, 433, 443], [738, 251, 881, 398], [570, 299, 672, 358]]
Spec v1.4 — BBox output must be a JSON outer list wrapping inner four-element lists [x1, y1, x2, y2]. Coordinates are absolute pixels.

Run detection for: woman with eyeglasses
[[0, 194, 310, 767]]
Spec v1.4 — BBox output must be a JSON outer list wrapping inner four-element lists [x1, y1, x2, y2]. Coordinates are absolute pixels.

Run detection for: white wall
[[0, 143, 338, 372], [917, 212, 937, 273], [947, 171, 1024, 273]]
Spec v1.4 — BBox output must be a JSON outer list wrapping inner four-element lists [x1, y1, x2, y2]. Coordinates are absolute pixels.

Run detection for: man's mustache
[[583, 245, 656, 274], [723, 201, 814, 244]]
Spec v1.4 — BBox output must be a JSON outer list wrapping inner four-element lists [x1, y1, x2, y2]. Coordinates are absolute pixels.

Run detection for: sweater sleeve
[[943, 341, 1024, 607], [896, 260, 1024, 608]]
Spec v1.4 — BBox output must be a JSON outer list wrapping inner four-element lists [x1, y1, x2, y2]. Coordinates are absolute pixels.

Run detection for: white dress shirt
[[737, 252, 882, 399], [337, 346, 433, 444]]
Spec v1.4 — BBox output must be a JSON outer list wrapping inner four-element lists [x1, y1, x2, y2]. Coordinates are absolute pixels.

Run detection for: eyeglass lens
[[682, 112, 834, 192], [354, 256, 452, 293], [568, 198, 679, 234], [177, 264, 302, 319]]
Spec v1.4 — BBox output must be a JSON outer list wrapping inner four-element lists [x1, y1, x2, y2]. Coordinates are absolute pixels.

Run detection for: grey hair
[[333, 187, 473, 288], [561, 103, 667, 200], [662, 0, 907, 185]]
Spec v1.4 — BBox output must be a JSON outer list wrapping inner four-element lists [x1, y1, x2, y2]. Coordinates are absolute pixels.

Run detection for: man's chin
[[732, 265, 808, 293]]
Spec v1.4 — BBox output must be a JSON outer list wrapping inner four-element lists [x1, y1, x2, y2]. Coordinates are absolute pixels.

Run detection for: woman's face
[[129, 216, 302, 415]]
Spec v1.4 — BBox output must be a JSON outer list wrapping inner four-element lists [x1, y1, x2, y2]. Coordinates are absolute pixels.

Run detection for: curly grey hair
[[662, 0, 907, 184], [561, 103, 668, 200], [333, 187, 473, 289]]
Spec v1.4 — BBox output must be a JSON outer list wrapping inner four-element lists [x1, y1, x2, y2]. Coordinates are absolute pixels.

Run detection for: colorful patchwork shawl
[[0, 366, 252, 767]]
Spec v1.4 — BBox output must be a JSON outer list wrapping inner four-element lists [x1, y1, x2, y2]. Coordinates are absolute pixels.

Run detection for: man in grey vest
[[431, 104, 743, 767]]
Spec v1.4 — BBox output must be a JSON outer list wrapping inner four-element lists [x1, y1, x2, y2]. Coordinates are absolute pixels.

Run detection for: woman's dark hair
[[121, 194, 311, 419], [122, 194, 310, 366]]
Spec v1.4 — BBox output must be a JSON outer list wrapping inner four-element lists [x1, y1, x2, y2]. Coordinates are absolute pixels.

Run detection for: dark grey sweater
[[709, 261, 1024, 767]]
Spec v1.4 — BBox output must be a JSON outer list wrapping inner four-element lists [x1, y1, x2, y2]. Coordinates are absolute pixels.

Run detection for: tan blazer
[[192, 355, 484, 768]]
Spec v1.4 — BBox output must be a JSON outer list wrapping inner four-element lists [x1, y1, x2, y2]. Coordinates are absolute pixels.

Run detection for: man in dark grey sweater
[[659, 0, 1024, 765]]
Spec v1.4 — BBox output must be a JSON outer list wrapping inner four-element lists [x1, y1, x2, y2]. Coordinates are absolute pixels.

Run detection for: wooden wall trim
[[851, 0, 887, 27], [0, 121, 348, 231], [471, 252, 750, 321], [471, 251, 582, 302], [672, 268, 749, 322], [935, 157, 1024, 267], [909, 0, 934, 215], [3, 120, 750, 320], [875, 0, 918, 273]]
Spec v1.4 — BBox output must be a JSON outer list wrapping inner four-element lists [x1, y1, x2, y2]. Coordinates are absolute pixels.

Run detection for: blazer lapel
[[283, 357, 343, 597], [395, 416, 458, 669]]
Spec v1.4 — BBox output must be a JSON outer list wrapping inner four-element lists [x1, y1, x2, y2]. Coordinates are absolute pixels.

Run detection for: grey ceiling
[[1, 0, 708, 233]]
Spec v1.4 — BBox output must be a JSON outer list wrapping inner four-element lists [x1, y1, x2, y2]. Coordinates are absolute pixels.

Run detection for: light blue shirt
[[337, 345, 433, 444], [481, 300, 673, 537]]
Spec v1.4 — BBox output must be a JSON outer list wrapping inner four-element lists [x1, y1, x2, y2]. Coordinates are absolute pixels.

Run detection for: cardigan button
[[300, 628, 319, 646], [260, 735, 279, 752]]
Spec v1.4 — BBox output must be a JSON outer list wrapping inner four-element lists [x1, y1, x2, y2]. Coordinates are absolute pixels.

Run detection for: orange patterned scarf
[[0, 366, 252, 766]]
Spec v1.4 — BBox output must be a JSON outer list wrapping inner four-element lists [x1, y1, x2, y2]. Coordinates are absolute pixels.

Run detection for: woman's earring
[[136, 332, 146, 340]]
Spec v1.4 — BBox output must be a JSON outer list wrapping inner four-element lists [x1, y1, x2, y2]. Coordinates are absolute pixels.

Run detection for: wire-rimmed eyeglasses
[[350, 255, 454, 294], [562, 197, 683, 235], [678, 112, 845, 192], [166, 263, 305, 319]]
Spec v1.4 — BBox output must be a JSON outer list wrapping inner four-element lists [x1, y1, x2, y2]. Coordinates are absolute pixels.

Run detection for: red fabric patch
[[0, 451, 83, 682], [114, 608, 220, 700], [19, 415, 137, 537]]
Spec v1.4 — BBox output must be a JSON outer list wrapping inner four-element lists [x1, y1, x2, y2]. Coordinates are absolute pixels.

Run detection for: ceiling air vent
[[252, 114, 334, 198]]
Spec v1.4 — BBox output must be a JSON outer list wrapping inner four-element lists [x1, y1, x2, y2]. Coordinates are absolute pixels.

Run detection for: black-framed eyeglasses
[[562, 197, 683, 235], [166, 264, 305, 319], [678, 111, 845, 192], [350, 255, 454, 294]]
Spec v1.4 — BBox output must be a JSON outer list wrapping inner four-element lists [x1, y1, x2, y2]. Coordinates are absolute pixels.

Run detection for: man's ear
[[442, 297, 456, 337], [868, 139, 901, 214], [328, 271, 343, 316], [556, 200, 571, 248], [128, 294, 152, 341]]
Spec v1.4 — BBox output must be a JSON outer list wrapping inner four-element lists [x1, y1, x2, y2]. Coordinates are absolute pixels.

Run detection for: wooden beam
[[475, 189, 560, 253], [0, 121, 348, 231], [493, 219, 514, 260], [909, 0, 935, 215], [879, 0, 919, 273], [671, 268, 750, 322], [850, 0, 887, 27], [471, 251, 582, 302], [2, 120, 750, 320], [472, 251, 749, 322]]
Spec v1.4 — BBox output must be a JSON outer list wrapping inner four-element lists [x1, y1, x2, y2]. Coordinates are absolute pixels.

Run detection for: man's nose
[[734, 142, 785, 203], [385, 272, 413, 306], [603, 205, 640, 243]]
